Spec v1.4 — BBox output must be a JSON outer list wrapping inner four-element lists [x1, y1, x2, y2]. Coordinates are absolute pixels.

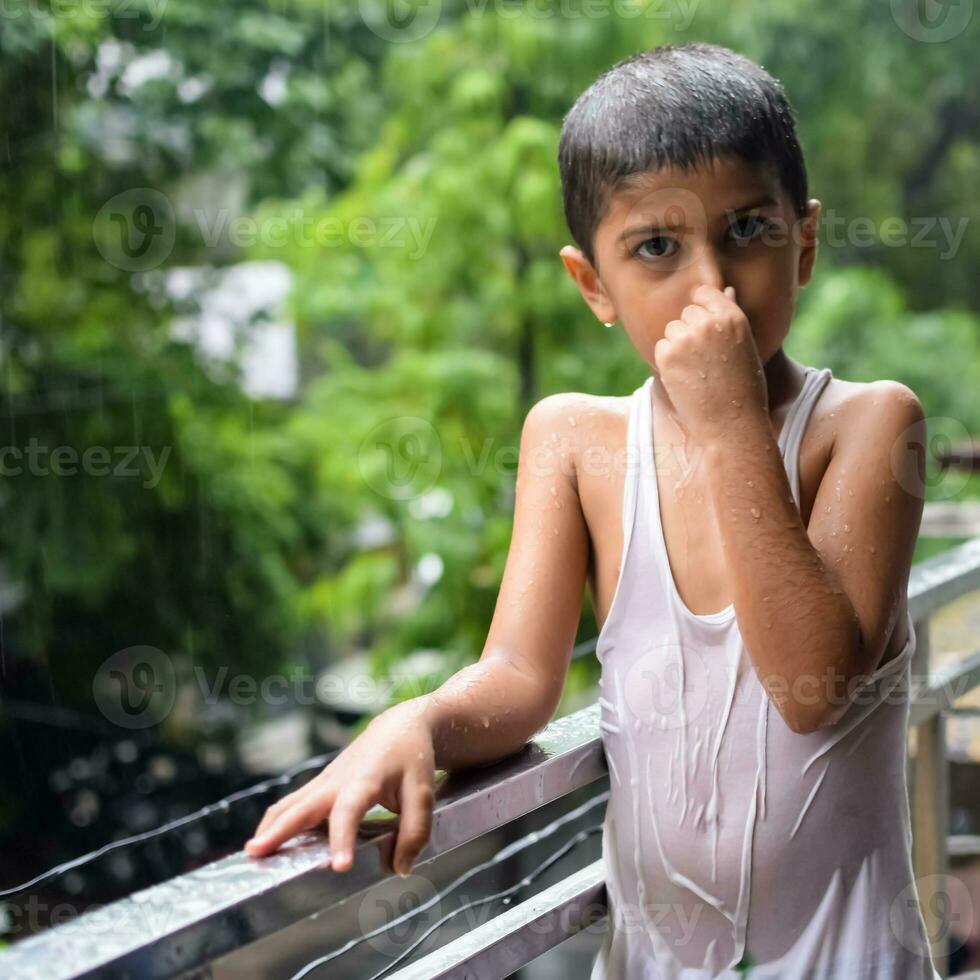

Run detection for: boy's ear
[[559, 245, 617, 325], [797, 199, 821, 287]]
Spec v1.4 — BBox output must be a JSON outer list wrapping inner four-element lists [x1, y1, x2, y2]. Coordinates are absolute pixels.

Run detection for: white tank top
[[589, 366, 940, 979]]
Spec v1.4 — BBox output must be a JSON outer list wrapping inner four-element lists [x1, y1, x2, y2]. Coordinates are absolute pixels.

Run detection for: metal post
[[911, 617, 950, 976]]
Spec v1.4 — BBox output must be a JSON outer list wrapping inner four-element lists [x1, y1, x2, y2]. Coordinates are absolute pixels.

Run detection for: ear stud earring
[[603, 321, 617, 328]]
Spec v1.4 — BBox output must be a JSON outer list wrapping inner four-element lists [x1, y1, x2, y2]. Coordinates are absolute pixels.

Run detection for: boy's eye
[[631, 215, 774, 262], [633, 236, 679, 260], [728, 214, 773, 243]]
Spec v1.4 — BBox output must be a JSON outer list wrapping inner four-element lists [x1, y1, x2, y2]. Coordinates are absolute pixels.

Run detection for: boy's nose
[[689, 247, 727, 296]]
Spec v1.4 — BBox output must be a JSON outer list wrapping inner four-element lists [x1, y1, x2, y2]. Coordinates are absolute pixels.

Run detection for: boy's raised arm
[[703, 379, 926, 734], [656, 283, 927, 735]]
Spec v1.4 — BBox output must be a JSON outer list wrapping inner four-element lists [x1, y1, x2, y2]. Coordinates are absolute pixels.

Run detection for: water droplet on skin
[[698, 369, 707, 379], [869, 546, 876, 554], [747, 480, 754, 487], [568, 416, 577, 427], [731, 399, 742, 407], [843, 523, 850, 532], [720, 354, 728, 362], [750, 507, 761, 519]]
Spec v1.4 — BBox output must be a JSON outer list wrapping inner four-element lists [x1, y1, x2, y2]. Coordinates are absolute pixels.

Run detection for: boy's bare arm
[[245, 395, 589, 871], [652, 283, 926, 734], [702, 381, 926, 733], [421, 391, 591, 769]]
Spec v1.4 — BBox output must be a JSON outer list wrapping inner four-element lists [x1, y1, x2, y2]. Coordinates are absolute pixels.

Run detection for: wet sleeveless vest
[[590, 366, 939, 979]]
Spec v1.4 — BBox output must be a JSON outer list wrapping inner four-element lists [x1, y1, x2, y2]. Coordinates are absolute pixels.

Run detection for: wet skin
[[558, 154, 927, 732], [244, 154, 928, 871]]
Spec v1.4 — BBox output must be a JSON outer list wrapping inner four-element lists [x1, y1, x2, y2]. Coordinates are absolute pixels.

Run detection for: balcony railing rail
[[3, 536, 980, 979]]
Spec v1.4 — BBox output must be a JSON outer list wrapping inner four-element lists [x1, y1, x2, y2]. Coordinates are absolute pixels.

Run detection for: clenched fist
[[653, 284, 769, 446]]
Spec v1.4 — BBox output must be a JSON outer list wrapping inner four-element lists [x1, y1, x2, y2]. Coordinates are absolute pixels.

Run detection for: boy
[[248, 40, 937, 978], [553, 42, 935, 977]]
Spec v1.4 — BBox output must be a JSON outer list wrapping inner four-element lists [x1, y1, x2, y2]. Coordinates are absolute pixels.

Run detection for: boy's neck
[[649, 346, 806, 438]]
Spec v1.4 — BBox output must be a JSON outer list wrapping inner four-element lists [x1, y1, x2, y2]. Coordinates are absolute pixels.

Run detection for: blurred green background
[[1, 0, 978, 924]]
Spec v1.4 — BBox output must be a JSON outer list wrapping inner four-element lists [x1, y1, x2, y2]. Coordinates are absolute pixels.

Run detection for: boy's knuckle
[[330, 797, 356, 817], [352, 777, 382, 798]]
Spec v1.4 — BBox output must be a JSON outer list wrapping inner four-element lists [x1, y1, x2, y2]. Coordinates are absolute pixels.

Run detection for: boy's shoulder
[[814, 374, 924, 457], [819, 373, 921, 408], [521, 390, 628, 491], [522, 389, 629, 444], [524, 374, 924, 472], [524, 389, 627, 424]]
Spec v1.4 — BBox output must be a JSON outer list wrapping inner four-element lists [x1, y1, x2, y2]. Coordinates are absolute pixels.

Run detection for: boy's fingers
[[250, 769, 333, 841], [251, 786, 312, 841], [246, 793, 333, 857], [393, 774, 434, 877], [328, 785, 379, 873], [251, 796, 295, 841]]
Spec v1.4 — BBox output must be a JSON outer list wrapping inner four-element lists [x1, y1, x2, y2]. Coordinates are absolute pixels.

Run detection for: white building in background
[[167, 261, 298, 400]]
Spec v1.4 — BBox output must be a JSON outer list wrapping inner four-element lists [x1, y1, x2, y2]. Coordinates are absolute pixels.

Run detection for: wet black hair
[[557, 42, 809, 270]]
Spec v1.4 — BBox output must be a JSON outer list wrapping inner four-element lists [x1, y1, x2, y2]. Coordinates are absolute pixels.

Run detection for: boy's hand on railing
[[243, 698, 436, 877]]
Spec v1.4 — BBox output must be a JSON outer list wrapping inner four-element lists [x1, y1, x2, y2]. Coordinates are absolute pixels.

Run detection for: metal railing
[[3, 536, 980, 979]]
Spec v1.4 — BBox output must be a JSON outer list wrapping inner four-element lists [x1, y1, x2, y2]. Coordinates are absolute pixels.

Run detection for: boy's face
[[560, 154, 820, 372]]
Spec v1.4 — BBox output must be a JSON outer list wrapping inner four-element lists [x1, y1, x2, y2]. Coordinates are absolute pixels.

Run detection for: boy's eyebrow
[[617, 193, 780, 241], [723, 193, 781, 215]]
